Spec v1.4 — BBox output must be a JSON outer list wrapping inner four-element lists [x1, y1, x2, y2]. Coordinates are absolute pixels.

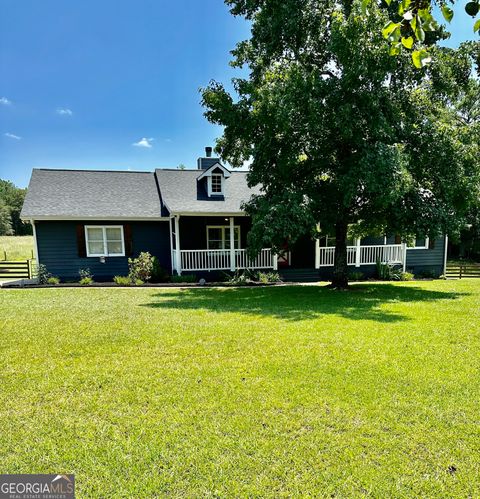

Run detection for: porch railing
[[175, 248, 276, 272], [318, 244, 405, 268]]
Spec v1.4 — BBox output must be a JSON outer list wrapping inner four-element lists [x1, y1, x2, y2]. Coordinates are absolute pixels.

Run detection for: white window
[[207, 226, 240, 249], [407, 237, 429, 249], [85, 225, 125, 257], [208, 173, 224, 196], [211, 174, 222, 193]]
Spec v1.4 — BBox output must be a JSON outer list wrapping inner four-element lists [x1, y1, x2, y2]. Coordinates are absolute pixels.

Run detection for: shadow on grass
[[140, 283, 467, 323]]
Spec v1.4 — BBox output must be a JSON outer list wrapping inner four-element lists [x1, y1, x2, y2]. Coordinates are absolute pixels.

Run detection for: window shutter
[[124, 224, 133, 256], [428, 238, 435, 250], [76, 224, 86, 257], [395, 235, 401, 244]]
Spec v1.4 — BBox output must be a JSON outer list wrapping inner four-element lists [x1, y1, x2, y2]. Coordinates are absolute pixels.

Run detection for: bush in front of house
[[79, 268, 93, 285], [376, 261, 403, 281], [400, 272, 415, 281], [35, 263, 52, 284], [256, 271, 281, 284], [113, 275, 144, 286], [46, 276, 60, 285], [128, 252, 154, 283]]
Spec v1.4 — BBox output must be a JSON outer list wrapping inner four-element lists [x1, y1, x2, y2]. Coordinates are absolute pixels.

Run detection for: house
[[20, 147, 448, 281]]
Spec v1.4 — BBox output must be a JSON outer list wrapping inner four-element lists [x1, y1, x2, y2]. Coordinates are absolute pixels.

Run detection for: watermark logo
[[0, 474, 74, 499]]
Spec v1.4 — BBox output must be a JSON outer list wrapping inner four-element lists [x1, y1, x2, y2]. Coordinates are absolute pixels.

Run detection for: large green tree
[[0, 180, 31, 236], [202, 0, 479, 288]]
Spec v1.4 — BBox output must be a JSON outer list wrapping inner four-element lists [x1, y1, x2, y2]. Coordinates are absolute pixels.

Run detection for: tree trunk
[[331, 218, 349, 289]]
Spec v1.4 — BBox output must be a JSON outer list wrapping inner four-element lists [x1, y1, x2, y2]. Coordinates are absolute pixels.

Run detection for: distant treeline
[[0, 179, 32, 236]]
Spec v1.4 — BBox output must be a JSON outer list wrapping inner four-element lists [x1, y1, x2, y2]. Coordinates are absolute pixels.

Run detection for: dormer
[[197, 147, 231, 198]]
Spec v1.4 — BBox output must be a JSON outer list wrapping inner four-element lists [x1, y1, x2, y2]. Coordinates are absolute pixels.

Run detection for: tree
[[371, 0, 480, 67], [202, 0, 480, 288], [0, 179, 31, 235], [0, 199, 13, 236]]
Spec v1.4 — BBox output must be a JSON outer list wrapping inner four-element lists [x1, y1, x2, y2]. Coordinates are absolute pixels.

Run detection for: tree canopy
[[0, 180, 31, 236], [202, 0, 480, 288]]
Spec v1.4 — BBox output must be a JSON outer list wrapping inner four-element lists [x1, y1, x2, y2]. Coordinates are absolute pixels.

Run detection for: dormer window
[[210, 174, 223, 195], [197, 161, 231, 198]]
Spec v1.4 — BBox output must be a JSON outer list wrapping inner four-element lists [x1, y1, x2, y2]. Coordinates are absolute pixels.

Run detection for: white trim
[[206, 225, 241, 250], [31, 219, 39, 264], [21, 215, 169, 221], [169, 217, 174, 273], [196, 162, 231, 180], [207, 173, 225, 197], [84, 225, 125, 257], [174, 216, 181, 275], [315, 223, 320, 269], [229, 217, 235, 271], [407, 237, 430, 250]]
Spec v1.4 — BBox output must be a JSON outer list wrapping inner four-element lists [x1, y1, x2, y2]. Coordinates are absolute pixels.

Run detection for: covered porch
[[169, 215, 407, 274], [170, 215, 277, 274]]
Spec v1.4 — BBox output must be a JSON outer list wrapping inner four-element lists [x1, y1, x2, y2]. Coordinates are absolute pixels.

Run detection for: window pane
[[107, 241, 123, 255], [211, 175, 222, 193], [106, 227, 122, 241], [88, 241, 104, 255], [87, 227, 103, 241], [209, 240, 223, 250]]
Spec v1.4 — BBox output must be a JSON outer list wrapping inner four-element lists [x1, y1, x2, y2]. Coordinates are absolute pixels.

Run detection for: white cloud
[[57, 108, 73, 116], [132, 137, 154, 148], [0, 97, 12, 106], [4, 132, 21, 140]]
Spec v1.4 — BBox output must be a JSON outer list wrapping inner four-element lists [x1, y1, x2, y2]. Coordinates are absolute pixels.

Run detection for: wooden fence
[[0, 260, 33, 279], [445, 262, 480, 279]]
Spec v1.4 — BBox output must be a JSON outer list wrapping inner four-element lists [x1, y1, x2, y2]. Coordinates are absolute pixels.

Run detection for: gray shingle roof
[[21, 169, 164, 220], [155, 168, 261, 214]]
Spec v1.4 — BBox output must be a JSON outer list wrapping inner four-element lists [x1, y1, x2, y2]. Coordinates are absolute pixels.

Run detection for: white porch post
[[174, 215, 181, 275], [315, 223, 320, 269], [229, 216, 235, 271], [355, 238, 361, 267], [169, 217, 174, 273], [402, 242, 407, 272], [273, 253, 278, 270]]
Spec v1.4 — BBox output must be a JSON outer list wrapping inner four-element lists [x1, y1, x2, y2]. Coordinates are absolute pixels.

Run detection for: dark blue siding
[[405, 237, 445, 276], [36, 221, 171, 281]]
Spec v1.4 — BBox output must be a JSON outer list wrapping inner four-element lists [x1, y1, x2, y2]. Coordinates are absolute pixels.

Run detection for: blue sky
[[0, 1, 475, 187]]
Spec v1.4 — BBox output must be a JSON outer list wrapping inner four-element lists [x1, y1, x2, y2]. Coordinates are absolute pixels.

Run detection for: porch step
[[279, 268, 321, 282]]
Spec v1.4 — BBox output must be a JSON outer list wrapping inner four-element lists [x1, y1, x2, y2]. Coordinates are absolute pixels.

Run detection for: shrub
[[113, 275, 133, 286], [349, 271, 364, 281], [226, 269, 256, 286], [376, 261, 402, 281], [151, 257, 170, 283], [171, 274, 197, 283], [113, 275, 144, 286], [46, 276, 60, 285], [128, 252, 154, 283], [256, 271, 281, 284], [400, 272, 415, 281], [35, 264, 52, 284], [78, 268, 93, 285]]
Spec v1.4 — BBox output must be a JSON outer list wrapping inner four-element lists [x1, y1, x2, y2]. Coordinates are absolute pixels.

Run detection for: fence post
[[402, 243, 407, 273], [355, 238, 361, 267], [273, 252, 278, 271]]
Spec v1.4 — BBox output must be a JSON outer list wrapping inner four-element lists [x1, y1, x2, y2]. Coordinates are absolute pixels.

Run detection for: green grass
[[0, 280, 479, 497], [0, 235, 34, 261]]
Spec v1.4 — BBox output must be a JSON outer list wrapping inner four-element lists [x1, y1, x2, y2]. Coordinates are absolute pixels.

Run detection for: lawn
[[0, 280, 479, 497], [0, 235, 34, 261]]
